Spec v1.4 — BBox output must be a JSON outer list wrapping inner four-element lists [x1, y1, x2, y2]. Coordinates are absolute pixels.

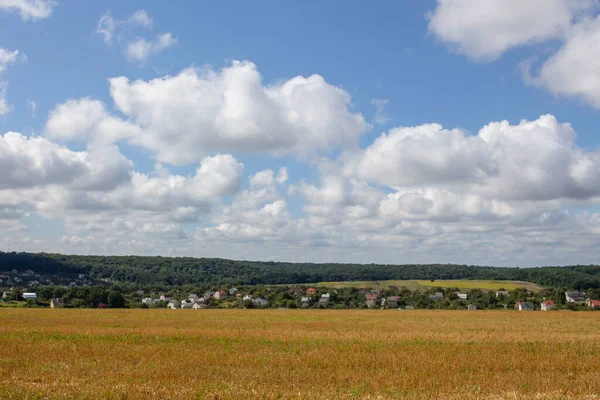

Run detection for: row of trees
[[2, 251, 600, 289]]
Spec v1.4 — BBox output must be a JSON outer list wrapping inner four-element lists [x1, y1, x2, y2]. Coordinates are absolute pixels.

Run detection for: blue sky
[[1, 0, 600, 266]]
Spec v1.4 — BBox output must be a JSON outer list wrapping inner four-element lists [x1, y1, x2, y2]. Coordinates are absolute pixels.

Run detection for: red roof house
[[306, 288, 317, 296], [541, 300, 555, 311], [587, 299, 600, 309]]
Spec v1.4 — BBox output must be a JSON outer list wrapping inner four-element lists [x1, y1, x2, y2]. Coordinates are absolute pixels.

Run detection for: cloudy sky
[[1, 0, 600, 266]]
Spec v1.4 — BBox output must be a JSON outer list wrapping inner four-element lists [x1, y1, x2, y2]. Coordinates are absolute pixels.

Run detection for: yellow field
[[1, 309, 599, 399], [317, 279, 543, 292]]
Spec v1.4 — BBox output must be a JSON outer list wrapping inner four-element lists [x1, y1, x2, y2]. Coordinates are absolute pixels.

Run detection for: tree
[[107, 291, 125, 308]]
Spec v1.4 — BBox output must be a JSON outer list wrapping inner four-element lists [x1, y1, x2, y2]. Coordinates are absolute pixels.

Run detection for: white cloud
[[45, 98, 141, 144], [96, 12, 115, 44], [0, 83, 10, 116], [347, 114, 600, 201], [26, 99, 36, 117], [0, 0, 56, 21], [0, 131, 132, 190], [371, 98, 390, 125], [125, 32, 176, 62], [427, 0, 595, 60], [523, 16, 600, 109], [0, 48, 21, 72], [108, 61, 369, 164], [128, 9, 153, 28]]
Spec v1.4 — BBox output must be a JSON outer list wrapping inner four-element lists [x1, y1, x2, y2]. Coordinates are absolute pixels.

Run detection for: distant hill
[[0, 251, 599, 289]]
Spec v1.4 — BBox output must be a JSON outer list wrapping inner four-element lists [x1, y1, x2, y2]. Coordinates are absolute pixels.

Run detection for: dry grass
[[317, 279, 543, 292], [1, 309, 599, 399]]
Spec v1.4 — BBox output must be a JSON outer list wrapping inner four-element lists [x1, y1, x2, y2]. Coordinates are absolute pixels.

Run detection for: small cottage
[[467, 304, 477, 311], [456, 293, 467, 301], [587, 299, 600, 309], [496, 291, 510, 298], [252, 298, 269, 308], [214, 290, 227, 300], [541, 300, 555, 311], [22, 292, 37, 301], [429, 292, 444, 302], [515, 301, 534, 311], [306, 288, 317, 296], [141, 297, 154, 306], [160, 293, 172, 302], [386, 296, 400, 308], [565, 291, 585, 303], [167, 299, 179, 309], [181, 299, 193, 309], [188, 294, 199, 302]]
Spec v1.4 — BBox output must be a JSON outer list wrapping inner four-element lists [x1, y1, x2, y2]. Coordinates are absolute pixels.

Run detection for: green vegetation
[[317, 279, 543, 292], [1, 251, 600, 289]]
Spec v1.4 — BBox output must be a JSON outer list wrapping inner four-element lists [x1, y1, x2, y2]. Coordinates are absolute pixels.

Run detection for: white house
[[252, 298, 269, 308], [496, 291, 510, 298], [141, 297, 154, 306], [565, 292, 585, 303], [243, 294, 253, 301], [467, 304, 477, 310], [229, 288, 238, 295], [167, 299, 179, 309], [181, 299, 194, 309], [188, 294, 199, 302], [160, 294, 172, 302], [541, 300, 555, 311], [193, 301, 207, 309], [456, 293, 467, 301]]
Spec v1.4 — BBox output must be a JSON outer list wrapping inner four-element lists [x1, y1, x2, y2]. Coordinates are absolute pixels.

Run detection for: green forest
[[1, 251, 599, 289]]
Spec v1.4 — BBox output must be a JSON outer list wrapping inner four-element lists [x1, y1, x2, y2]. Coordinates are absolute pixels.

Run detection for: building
[[386, 296, 400, 308], [141, 297, 154, 307], [496, 291, 510, 298], [160, 294, 172, 302], [467, 304, 477, 311], [252, 298, 269, 308], [587, 299, 600, 309], [306, 288, 317, 296], [188, 294, 199, 302], [365, 293, 379, 308], [50, 298, 65, 308], [319, 293, 330, 304], [181, 299, 194, 309], [515, 301, 534, 311], [541, 300, 555, 311], [229, 288, 238, 295], [22, 292, 37, 301], [456, 293, 468, 301], [243, 294, 253, 301], [97, 302, 107, 309], [565, 292, 585, 303], [301, 297, 311, 308], [214, 290, 227, 300], [193, 301, 207, 309], [429, 292, 444, 302], [167, 299, 179, 309], [2, 292, 9, 301]]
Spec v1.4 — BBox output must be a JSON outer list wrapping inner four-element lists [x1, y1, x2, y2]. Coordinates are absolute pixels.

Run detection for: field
[[1, 310, 599, 399], [316, 279, 543, 292]]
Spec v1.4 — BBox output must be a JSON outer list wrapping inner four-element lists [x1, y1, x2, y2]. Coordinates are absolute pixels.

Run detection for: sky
[[1, 0, 600, 266]]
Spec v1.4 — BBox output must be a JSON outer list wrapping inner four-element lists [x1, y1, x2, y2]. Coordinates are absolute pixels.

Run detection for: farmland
[[317, 279, 544, 292], [1, 310, 600, 399]]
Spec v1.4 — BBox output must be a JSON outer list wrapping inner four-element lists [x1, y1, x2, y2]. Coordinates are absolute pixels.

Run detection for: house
[[515, 301, 534, 311], [153, 299, 161, 304], [204, 291, 216, 298], [50, 298, 65, 308], [13, 277, 22, 283], [214, 290, 227, 300], [193, 301, 208, 309], [366, 293, 379, 308], [23, 269, 34, 276], [243, 294, 253, 301], [496, 291, 510, 298], [98, 302, 107, 309], [167, 299, 179, 309], [252, 298, 269, 308], [28, 280, 40, 287], [306, 288, 317, 296], [1, 292, 9, 301], [188, 294, 199, 302], [565, 291, 585, 303], [22, 292, 37, 301], [11, 269, 17, 274], [229, 288, 238, 295], [181, 299, 194, 309], [456, 293, 467, 301], [429, 292, 444, 302], [319, 293, 330, 304], [541, 300, 555, 311], [587, 299, 600, 309], [160, 294, 172, 302], [467, 304, 477, 310], [141, 297, 154, 306], [386, 296, 400, 308], [300, 297, 311, 308]]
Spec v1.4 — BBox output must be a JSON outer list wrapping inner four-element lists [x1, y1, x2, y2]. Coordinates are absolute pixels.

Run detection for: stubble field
[[1, 309, 599, 399]]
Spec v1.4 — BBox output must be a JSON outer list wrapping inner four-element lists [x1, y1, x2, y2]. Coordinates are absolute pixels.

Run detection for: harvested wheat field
[[1, 309, 599, 399]]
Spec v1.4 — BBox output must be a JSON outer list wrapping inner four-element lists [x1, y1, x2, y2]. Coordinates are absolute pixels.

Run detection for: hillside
[[0, 251, 599, 289]]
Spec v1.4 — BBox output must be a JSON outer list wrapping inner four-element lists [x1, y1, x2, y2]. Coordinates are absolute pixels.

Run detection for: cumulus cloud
[[125, 33, 176, 62], [128, 9, 153, 28], [107, 61, 369, 164], [45, 98, 141, 144], [0, 48, 22, 72], [0, 82, 10, 116], [426, 0, 594, 60], [0, 131, 132, 190], [0, 0, 56, 21], [347, 114, 600, 201], [523, 16, 600, 109]]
